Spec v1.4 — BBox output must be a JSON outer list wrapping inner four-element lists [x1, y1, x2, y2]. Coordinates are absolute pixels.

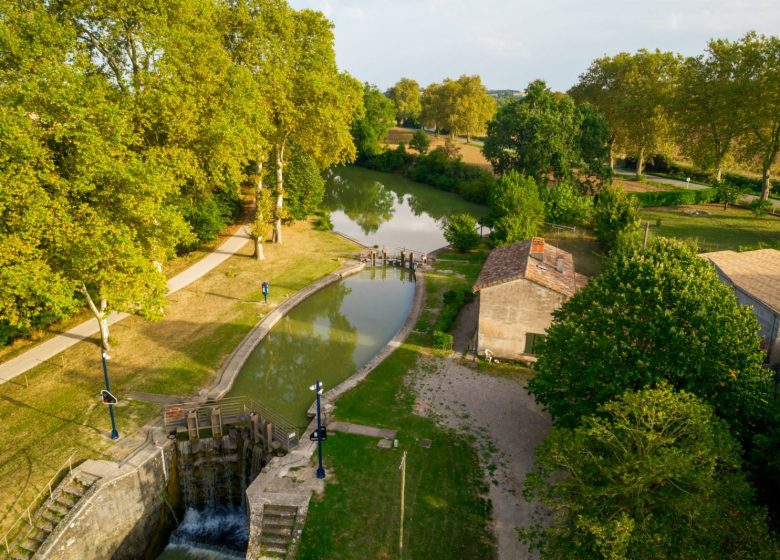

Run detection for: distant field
[[640, 204, 780, 252], [383, 127, 493, 171]]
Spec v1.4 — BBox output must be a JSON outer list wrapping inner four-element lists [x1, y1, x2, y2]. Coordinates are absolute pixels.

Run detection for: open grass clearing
[[640, 204, 780, 252], [0, 220, 357, 534], [383, 127, 493, 171]]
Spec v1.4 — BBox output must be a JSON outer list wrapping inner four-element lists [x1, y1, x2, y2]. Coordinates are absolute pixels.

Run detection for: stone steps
[[258, 504, 300, 559]]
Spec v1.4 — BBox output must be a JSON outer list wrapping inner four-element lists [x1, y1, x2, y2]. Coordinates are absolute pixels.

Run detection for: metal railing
[[1, 450, 78, 555], [163, 396, 299, 450]]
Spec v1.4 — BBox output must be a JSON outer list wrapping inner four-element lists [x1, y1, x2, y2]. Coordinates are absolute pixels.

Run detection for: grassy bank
[[640, 204, 780, 252], [0, 221, 357, 534], [298, 247, 497, 560]]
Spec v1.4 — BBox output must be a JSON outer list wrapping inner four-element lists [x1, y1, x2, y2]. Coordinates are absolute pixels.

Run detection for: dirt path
[[411, 355, 550, 559]]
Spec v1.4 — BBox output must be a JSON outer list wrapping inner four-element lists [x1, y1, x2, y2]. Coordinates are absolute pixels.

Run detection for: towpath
[[615, 168, 780, 209], [0, 225, 253, 385]]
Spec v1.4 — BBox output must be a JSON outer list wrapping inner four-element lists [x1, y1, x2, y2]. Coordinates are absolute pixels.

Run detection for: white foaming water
[[157, 507, 248, 560]]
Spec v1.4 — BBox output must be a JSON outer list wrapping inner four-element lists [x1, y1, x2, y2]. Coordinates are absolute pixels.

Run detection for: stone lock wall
[[37, 440, 176, 560]]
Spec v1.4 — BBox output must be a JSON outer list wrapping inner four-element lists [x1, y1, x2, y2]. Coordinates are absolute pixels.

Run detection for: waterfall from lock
[[157, 428, 267, 559]]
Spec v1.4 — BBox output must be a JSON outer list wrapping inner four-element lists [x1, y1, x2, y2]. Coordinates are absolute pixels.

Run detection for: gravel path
[[411, 356, 550, 559]]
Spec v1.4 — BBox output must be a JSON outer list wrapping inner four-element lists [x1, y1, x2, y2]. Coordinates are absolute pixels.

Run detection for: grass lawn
[[298, 247, 497, 560], [640, 204, 780, 252], [0, 220, 357, 535]]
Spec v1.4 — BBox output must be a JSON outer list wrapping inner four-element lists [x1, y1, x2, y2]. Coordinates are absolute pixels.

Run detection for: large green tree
[[482, 80, 581, 181], [386, 77, 421, 126], [673, 39, 748, 182], [488, 171, 544, 245], [351, 83, 396, 159], [528, 238, 773, 442], [571, 50, 679, 178], [737, 32, 780, 201], [522, 385, 779, 560], [451, 75, 495, 142], [0, 1, 191, 350], [591, 186, 641, 250]]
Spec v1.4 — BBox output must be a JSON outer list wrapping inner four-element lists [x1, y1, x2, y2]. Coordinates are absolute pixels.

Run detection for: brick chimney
[[530, 237, 545, 261]]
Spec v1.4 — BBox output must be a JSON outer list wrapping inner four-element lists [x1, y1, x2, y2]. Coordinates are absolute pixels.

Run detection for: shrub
[[541, 179, 593, 225], [593, 187, 640, 251], [749, 199, 773, 217], [443, 213, 480, 252], [432, 330, 454, 350], [434, 289, 466, 332]]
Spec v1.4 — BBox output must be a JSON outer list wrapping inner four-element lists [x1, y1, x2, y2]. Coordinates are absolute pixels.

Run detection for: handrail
[[2, 450, 78, 554]]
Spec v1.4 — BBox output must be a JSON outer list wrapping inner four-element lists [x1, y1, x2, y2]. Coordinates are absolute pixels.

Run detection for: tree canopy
[[528, 237, 773, 442], [386, 77, 421, 126], [351, 83, 396, 159], [482, 80, 599, 181], [488, 171, 544, 246], [522, 385, 779, 560]]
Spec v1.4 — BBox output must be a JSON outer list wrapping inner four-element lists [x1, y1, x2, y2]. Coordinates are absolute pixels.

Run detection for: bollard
[[400, 250, 406, 268], [371, 250, 376, 266]]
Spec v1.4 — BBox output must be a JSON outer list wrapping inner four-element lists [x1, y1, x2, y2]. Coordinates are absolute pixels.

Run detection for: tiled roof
[[473, 238, 586, 297], [701, 248, 780, 315]]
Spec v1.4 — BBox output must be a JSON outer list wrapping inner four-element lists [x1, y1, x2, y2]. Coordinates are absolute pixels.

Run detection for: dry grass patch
[[383, 127, 493, 171]]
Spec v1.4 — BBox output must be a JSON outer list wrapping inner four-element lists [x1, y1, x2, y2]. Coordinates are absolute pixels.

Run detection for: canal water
[[227, 266, 415, 427], [157, 167, 480, 559], [322, 165, 487, 253]]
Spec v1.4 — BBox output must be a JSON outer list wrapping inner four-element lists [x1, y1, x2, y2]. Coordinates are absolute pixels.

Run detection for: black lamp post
[[310, 380, 326, 479], [101, 350, 119, 440]]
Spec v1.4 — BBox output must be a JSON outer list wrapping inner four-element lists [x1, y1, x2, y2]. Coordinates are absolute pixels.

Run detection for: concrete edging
[[206, 261, 366, 400]]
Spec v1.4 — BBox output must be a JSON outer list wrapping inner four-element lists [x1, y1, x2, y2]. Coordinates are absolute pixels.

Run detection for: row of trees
[[0, 0, 362, 348], [384, 75, 496, 142], [570, 32, 780, 200], [523, 238, 780, 558]]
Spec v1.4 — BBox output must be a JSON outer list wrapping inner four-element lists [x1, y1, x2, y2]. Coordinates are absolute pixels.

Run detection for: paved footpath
[[0, 225, 252, 385]]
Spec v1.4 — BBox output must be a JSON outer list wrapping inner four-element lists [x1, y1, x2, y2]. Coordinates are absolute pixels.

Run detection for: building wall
[[714, 270, 780, 366], [476, 278, 565, 360]]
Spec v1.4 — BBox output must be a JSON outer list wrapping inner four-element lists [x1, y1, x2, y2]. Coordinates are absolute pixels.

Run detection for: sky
[[288, 0, 780, 92]]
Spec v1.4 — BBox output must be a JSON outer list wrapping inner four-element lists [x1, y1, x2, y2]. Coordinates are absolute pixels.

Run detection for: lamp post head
[[102, 352, 111, 361], [309, 381, 323, 394]]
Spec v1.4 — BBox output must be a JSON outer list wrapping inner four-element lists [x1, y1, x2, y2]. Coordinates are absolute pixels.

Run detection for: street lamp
[[309, 380, 326, 479], [101, 350, 119, 440]]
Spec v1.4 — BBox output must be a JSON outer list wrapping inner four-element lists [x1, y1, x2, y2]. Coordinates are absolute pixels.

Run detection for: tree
[[488, 171, 544, 245], [420, 81, 447, 134], [230, 0, 362, 244], [591, 187, 641, 250], [442, 214, 480, 252], [522, 385, 779, 560], [736, 33, 780, 201], [571, 50, 679, 178], [409, 129, 430, 155], [351, 83, 396, 159], [482, 80, 581, 181], [0, 2, 191, 350], [528, 238, 774, 443], [673, 39, 748, 182], [541, 180, 593, 226], [451, 75, 495, 142], [278, 146, 326, 220], [386, 77, 421, 126], [576, 103, 611, 179]]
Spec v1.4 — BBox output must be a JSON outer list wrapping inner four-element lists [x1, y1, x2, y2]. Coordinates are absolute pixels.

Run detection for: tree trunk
[[81, 285, 110, 351], [608, 140, 615, 173], [761, 167, 771, 201], [466, 129, 471, 144], [715, 162, 723, 183], [636, 148, 645, 180], [273, 144, 285, 244], [255, 167, 266, 261]]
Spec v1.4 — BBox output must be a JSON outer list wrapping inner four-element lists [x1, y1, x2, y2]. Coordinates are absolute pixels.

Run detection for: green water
[[323, 166, 487, 253], [227, 267, 415, 427]]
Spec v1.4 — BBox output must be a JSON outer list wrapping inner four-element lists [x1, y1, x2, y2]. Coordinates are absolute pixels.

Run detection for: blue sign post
[[310, 380, 326, 479], [101, 350, 119, 440]]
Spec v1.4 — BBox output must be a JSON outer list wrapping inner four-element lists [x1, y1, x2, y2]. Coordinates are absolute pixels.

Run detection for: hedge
[[632, 187, 716, 207]]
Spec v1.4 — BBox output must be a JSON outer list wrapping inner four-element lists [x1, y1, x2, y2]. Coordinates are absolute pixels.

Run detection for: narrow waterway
[[227, 266, 415, 427], [323, 165, 487, 253]]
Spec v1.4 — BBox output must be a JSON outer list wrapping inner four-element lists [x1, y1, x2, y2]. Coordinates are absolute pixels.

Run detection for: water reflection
[[322, 166, 487, 253], [227, 267, 415, 427]]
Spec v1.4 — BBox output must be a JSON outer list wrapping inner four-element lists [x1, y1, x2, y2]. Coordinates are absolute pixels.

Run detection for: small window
[[524, 332, 547, 355]]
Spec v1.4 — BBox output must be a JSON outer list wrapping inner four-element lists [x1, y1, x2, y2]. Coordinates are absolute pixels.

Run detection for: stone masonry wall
[[37, 439, 175, 560], [476, 278, 565, 360]]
